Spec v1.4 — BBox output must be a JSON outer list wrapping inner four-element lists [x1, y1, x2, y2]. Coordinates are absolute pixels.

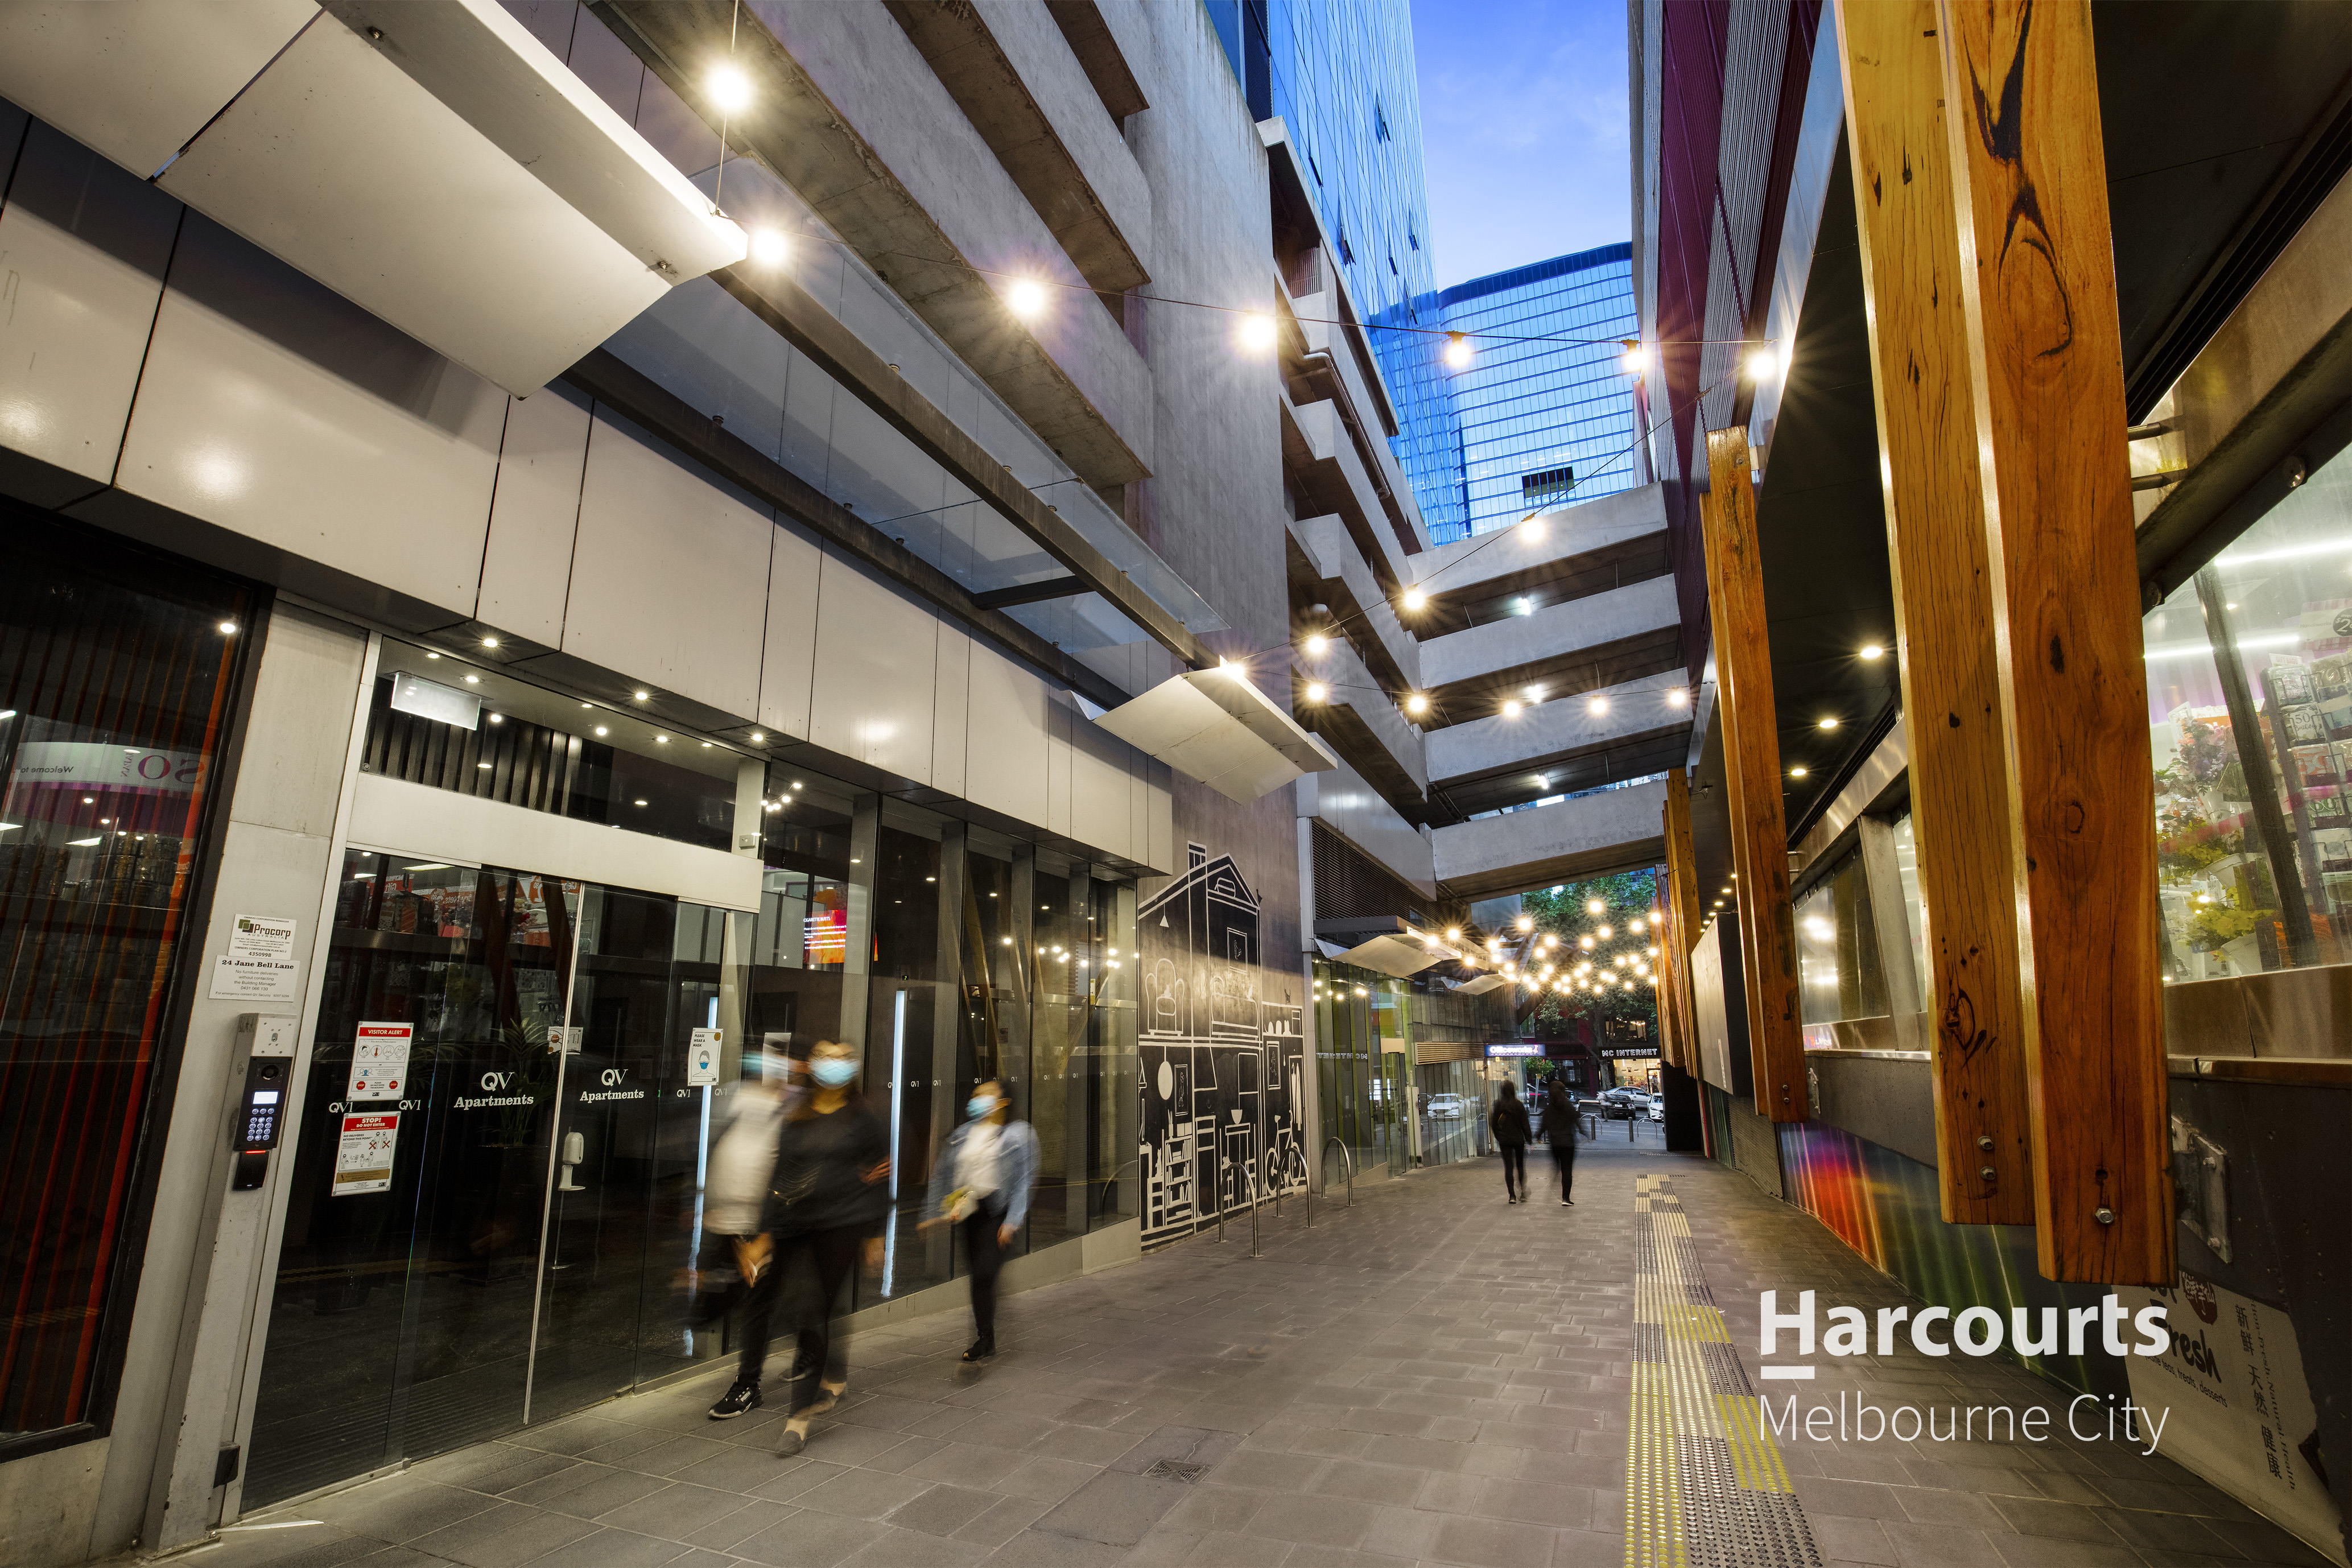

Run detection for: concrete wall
[[1420, 575, 1680, 691], [1120, 3, 1301, 964]]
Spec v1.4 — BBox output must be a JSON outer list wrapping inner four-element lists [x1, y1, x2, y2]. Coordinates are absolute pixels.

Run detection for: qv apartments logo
[[1756, 1290, 2180, 1454]]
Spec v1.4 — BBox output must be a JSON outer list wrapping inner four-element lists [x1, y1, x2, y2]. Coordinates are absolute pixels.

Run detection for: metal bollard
[[1251, 1193, 1261, 1257]]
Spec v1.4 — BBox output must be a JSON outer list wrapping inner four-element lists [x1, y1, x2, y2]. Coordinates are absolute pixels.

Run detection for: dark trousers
[[738, 1225, 861, 1413], [1499, 1144, 1526, 1198], [1549, 1139, 1575, 1200], [962, 1207, 1007, 1349]]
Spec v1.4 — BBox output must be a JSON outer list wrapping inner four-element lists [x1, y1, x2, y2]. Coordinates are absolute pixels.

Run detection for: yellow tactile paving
[[1625, 1175, 1819, 1567]]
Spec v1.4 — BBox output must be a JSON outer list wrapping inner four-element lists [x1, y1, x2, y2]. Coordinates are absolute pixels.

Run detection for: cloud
[[1412, 0, 1632, 288]]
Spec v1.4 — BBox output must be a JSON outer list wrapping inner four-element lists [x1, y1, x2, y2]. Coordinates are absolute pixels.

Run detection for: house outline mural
[[1136, 843, 1305, 1247]]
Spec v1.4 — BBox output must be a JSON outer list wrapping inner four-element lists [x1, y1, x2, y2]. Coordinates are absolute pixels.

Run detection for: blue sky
[[1410, 0, 1632, 290]]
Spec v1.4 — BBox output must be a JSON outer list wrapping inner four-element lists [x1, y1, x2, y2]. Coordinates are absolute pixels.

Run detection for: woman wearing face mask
[[920, 1080, 1036, 1362], [717, 1039, 889, 1454]]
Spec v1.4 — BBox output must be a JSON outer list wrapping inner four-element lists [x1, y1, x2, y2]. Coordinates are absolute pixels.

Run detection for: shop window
[[0, 519, 253, 1450], [1793, 848, 1888, 1025], [2147, 444, 2352, 980]]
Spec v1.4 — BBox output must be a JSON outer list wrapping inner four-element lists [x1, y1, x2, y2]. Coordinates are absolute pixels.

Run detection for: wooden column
[[1661, 773, 1705, 1074], [1702, 428, 1806, 1120], [1835, 0, 2033, 1225], [1938, 0, 2169, 1283]]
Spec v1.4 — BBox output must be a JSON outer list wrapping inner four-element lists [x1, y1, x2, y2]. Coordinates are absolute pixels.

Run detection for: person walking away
[[1545, 1076, 1579, 1205], [921, 1079, 1036, 1362], [729, 1039, 889, 1454], [703, 1057, 787, 1419], [1488, 1082, 1531, 1203]]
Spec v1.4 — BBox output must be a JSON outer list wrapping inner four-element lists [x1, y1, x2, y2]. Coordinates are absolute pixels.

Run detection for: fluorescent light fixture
[[402, 862, 451, 872], [67, 836, 103, 847]]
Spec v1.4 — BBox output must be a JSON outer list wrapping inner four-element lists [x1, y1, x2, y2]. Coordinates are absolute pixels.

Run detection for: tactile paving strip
[[1626, 1175, 1821, 1567]]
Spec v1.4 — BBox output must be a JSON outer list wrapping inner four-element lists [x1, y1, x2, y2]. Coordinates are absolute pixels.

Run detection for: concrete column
[[94, 606, 374, 1552]]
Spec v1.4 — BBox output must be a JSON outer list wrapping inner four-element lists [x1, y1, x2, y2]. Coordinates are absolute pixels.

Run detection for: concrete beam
[[1417, 575, 1681, 719], [1405, 483, 1671, 636], [1287, 512, 1421, 695], [1431, 778, 1672, 901], [593, 0, 1152, 488], [882, 0, 1152, 298], [1044, 1, 1148, 122]]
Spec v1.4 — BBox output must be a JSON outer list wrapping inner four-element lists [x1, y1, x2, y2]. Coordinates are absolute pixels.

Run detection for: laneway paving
[[203, 1127, 2334, 1568]]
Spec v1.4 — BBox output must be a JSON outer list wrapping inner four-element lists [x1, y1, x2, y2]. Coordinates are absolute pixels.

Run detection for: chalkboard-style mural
[[1137, 844, 1306, 1247]]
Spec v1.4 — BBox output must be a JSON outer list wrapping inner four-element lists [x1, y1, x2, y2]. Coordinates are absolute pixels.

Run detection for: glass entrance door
[[247, 853, 580, 1505], [246, 856, 742, 1508]]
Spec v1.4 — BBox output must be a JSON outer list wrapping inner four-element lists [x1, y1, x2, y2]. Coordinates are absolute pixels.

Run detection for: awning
[[1450, 974, 1511, 996], [0, 0, 745, 394], [1093, 667, 1339, 804], [1312, 917, 1464, 977]]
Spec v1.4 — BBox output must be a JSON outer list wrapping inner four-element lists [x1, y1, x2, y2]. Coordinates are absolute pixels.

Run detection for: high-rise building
[[1208, 0, 1459, 539], [1416, 245, 1643, 539]]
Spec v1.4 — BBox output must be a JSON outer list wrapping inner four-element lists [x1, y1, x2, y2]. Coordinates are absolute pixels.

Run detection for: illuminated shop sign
[[1487, 1043, 1544, 1057]]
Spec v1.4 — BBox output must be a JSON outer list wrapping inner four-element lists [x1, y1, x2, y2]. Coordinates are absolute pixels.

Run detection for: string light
[[1006, 278, 1049, 318], [749, 229, 789, 266], [706, 65, 753, 113], [1443, 332, 1474, 370]]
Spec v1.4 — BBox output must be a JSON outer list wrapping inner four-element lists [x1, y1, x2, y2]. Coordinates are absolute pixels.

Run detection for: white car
[[1424, 1093, 1467, 1119], [1647, 1095, 1664, 1123]]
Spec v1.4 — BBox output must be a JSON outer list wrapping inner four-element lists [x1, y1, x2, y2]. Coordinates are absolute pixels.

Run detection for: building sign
[[1599, 1047, 1658, 1060], [1487, 1043, 1545, 1057], [209, 913, 302, 1001], [389, 671, 480, 730]]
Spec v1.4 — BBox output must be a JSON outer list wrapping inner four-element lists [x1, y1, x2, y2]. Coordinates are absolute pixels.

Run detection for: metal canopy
[[1093, 669, 1339, 804], [0, 0, 746, 395], [1312, 917, 1464, 977]]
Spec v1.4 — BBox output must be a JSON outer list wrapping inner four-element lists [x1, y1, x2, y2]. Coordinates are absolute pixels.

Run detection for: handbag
[[942, 1186, 977, 1223]]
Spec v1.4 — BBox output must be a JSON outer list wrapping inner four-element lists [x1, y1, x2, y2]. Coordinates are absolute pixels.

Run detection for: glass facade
[[2144, 441, 2352, 979], [1210, 0, 1464, 540], [1424, 247, 1644, 539], [0, 513, 254, 1453], [244, 647, 1140, 1505]]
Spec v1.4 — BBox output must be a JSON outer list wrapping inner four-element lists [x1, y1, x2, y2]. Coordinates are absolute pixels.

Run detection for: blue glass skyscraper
[[1418, 246, 1642, 538], [1208, 0, 1459, 537]]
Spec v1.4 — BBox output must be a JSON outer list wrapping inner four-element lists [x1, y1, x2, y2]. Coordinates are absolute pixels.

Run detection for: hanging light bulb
[[1006, 278, 1049, 318], [1239, 312, 1277, 352], [1620, 341, 1653, 374], [1443, 332, 1474, 370], [749, 229, 789, 266], [1401, 585, 1427, 612], [707, 64, 754, 114]]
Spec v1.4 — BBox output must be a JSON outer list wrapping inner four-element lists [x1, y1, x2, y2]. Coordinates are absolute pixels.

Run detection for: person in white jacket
[[919, 1081, 1037, 1362], [704, 1058, 789, 1418]]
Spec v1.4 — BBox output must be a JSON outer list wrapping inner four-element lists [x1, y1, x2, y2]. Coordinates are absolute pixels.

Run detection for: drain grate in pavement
[[1141, 1459, 1209, 1484]]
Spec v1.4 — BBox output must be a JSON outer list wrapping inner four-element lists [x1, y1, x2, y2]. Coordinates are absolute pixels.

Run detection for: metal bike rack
[[1307, 1136, 1355, 1227]]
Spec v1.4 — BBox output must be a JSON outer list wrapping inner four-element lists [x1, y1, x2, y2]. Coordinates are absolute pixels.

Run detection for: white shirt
[[961, 1122, 1002, 1198]]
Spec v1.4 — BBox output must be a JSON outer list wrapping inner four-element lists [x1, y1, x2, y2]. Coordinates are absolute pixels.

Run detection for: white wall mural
[[1137, 843, 1306, 1247]]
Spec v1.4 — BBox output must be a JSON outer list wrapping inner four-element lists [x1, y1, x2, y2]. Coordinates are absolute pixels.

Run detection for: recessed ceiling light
[[633, 690, 650, 701], [1818, 717, 1838, 730], [1859, 644, 1884, 660], [595, 726, 609, 737], [1790, 765, 1809, 777], [481, 636, 498, 648]]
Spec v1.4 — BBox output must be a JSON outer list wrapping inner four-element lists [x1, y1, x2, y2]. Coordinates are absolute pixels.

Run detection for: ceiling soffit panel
[[3, 0, 747, 395], [0, 0, 317, 178]]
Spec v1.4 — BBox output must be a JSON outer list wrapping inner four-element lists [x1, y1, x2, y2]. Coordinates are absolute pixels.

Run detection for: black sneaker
[[960, 1340, 996, 1363], [707, 1380, 762, 1420]]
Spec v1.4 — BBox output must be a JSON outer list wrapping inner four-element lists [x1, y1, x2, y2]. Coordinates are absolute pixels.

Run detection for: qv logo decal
[[580, 1066, 645, 1104], [1758, 1289, 2172, 1380], [481, 1072, 515, 1092]]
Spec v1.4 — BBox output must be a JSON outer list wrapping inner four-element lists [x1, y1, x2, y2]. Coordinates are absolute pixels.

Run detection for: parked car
[[1646, 1095, 1665, 1123], [1598, 1087, 1648, 1119], [1425, 1093, 1466, 1120]]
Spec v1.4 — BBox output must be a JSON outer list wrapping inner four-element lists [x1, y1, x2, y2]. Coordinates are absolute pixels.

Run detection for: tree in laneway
[[1509, 870, 1662, 1042]]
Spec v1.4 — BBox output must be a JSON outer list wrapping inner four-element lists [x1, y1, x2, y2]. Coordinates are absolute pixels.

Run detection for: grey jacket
[[924, 1118, 1038, 1231]]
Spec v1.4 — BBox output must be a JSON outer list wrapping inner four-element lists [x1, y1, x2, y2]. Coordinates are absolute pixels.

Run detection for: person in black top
[[1544, 1075, 1579, 1206], [1488, 1082, 1532, 1203], [724, 1038, 890, 1455]]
